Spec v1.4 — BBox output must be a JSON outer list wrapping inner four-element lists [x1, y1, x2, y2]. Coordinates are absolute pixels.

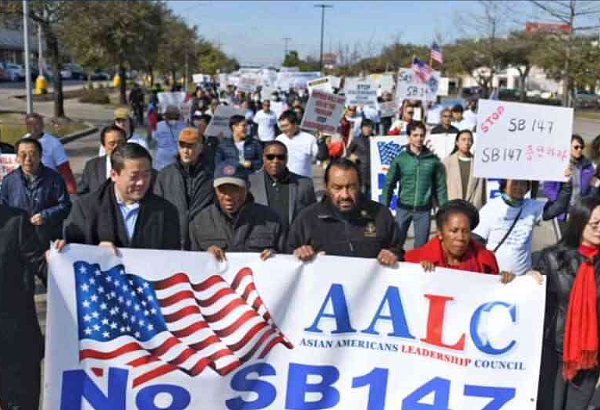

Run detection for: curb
[[61, 123, 98, 145]]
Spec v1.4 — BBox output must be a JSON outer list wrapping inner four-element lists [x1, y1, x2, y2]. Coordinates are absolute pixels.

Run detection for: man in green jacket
[[382, 121, 448, 249]]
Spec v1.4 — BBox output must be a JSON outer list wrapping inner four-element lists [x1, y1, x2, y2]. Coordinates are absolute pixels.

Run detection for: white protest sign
[[277, 71, 321, 91], [300, 90, 346, 134], [307, 77, 333, 94], [344, 78, 378, 108], [280, 66, 299, 72], [192, 73, 205, 84], [380, 100, 399, 118], [204, 105, 245, 138], [0, 154, 18, 183], [328, 75, 341, 89], [45, 245, 545, 410], [218, 73, 229, 89], [270, 101, 287, 119], [261, 86, 278, 101], [439, 77, 450, 96], [259, 69, 278, 87], [474, 99, 573, 181], [396, 68, 440, 102], [425, 133, 458, 160], [157, 92, 186, 114], [375, 74, 395, 92], [238, 75, 259, 93]]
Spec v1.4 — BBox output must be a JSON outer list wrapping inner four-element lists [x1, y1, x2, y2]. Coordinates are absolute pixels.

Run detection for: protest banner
[[344, 78, 378, 108], [300, 90, 346, 134], [396, 68, 440, 102], [380, 100, 398, 118], [192, 74, 207, 84], [307, 77, 333, 94], [45, 244, 545, 410], [279, 66, 299, 72], [0, 154, 18, 184], [157, 92, 187, 114], [204, 105, 245, 138], [370, 135, 407, 212], [474, 99, 573, 181], [237, 75, 259, 93]]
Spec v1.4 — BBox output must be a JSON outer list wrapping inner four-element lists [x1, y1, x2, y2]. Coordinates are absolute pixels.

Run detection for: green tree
[[282, 51, 301, 68]]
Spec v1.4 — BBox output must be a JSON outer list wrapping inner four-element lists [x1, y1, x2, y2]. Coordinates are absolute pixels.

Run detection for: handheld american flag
[[412, 57, 433, 83], [431, 42, 443, 64], [74, 262, 293, 388], [377, 141, 404, 171]]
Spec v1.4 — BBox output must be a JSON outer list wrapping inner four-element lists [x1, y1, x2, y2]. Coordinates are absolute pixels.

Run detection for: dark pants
[[0, 360, 41, 410], [395, 208, 431, 250], [553, 360, 598, 410]]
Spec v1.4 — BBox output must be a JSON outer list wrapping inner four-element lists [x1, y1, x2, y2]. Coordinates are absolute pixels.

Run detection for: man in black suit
[[78, 125, 127, 195], [0, 204, 46, 410], [57, 143, 180, 252], [248, 141, 316, 228]]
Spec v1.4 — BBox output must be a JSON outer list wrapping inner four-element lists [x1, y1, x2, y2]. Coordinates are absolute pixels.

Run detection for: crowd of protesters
[[0, 75, 599, 410]]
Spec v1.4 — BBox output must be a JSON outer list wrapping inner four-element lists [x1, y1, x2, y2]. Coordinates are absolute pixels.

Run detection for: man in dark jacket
[[0, 204, 46, 410], [347, 119, 375, 198], [430, 108, 459, 135], [290, 158, 402, 265], [215, 115, 263, 176], [60, 143, 180, 251], [190, 162, 286, 261], [1, 137, 71, 248], [154, 128, 214, 250], [248, 140, 316, 229], [78, 125, 127, 195]]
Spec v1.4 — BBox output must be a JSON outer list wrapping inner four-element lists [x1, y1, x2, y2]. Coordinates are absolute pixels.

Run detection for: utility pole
[[282, 37, 291, 60], [314, 4, 332, 73], [23, 0, 32, 114]]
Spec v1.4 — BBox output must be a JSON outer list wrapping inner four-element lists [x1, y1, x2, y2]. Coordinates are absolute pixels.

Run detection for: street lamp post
[[314, 4, 332, 73], [23, 0, 33, 113]]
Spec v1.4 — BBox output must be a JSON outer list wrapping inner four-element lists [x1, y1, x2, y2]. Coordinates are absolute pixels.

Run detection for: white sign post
[[474, 99, 573, 181], [344, 78, 378, 108], [396, 68, 440, 102], [300, 90, 346, 134], [204, 105, 245, 138]]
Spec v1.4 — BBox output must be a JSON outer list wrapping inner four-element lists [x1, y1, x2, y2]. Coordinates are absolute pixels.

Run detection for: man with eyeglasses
[[253, 99, 278, 144], [0, 137, 71, 249], [79, 126, 127, 195], [249, 141, 316, 229], [430, 108, 459, 135], [154, 128, 214, 250]]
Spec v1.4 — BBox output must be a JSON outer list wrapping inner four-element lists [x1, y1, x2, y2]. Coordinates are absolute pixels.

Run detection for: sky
[[168, 0, 525, 67]]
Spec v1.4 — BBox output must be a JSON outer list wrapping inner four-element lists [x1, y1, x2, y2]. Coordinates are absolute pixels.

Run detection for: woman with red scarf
[[404, 199, 515, 282], [535, 197, 600, 410]]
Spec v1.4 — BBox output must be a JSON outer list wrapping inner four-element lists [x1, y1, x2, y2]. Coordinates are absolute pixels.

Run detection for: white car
[[1, 63, 24, 81], [60, 68, 72, 79]]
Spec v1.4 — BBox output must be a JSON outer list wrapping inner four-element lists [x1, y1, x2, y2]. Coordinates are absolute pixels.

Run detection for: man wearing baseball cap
[[99, 107, 149, 156], [154, 128, 214, 250], [189, 162, 286, 261], [152, 104, 185, 170]]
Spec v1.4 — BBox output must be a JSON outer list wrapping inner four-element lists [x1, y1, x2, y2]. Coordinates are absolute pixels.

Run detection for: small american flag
[[412, 57, 433, 83], [431, 43, 443, 64], [377, 141, 404, 171], [74, 262, 293, 388]]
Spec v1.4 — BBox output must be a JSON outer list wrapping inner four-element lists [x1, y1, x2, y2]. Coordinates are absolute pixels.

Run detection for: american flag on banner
[[377, 141, 404, 171], [412, 57, 433, 83], [431, 42, 443, 64], [73, 262, 293, 388]]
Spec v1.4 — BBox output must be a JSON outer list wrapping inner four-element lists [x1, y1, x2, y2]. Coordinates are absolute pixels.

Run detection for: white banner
[[396, 68, 440, 102], [474, 99, 573, 181], [0, 154, 18, 183], [204, 105, 245, 138], [344, 78, 378, 108], [276, 72, 321, 91], [157, 92, 187, 114], [238, 75, 259, 93], [192, 73, 208, 84], [300, 90, 346, 134], [307, 77, 333, 94], [45, 245, 545, 410]]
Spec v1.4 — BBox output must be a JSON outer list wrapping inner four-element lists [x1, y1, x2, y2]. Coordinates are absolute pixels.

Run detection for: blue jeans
[[395, 208, 432, 250]]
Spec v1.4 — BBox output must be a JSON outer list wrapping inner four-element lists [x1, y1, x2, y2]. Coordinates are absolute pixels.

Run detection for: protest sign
[[270, 100, 287, 119], [259, 69, 278, 87], [370, 135, 407, 212], [279, 66, 299, 72], [439, 77, 450, 96], [192, 73, 207, 84], [204, 105, 245, 138], [300, 90, 346, 134], [276, 71, 321, 91], [344, 78, 378, 108], [372, 73, 394, 93], [474, 99, 573, 181], [45, 244, 545, 410], [396, 68, 440, 102], [218, 73, 229, 90], [425, 133, 458, 160], [237, 75, 259, 93], [307, 77, 333, 94], [380, 100, 398, 118], [157, 92, 186, 114], [0, 154, 18, 183], [328, 75, 341, 89], [260, 86, 278, 101]]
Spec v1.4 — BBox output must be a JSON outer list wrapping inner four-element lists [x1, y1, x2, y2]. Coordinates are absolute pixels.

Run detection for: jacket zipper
[[414, 155, 420, 210]]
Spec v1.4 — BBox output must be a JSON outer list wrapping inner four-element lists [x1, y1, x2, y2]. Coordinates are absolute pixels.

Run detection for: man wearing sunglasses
[[249, 141, 316, 229], [154, 128, 215, 250]]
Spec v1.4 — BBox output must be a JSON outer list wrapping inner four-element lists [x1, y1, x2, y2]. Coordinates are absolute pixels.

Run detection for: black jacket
[[65, 180, 180, 250], [0, 142, 15, 154], [248, 170, 316, 226], [154, 159, 215, 250], [190, 198, 287, 253], [346, 137, 372, 188], [430, 124, 459, 135], [289, 196, 404, 259], [0, 205, 45, 364], [78, 155, 109, 196]]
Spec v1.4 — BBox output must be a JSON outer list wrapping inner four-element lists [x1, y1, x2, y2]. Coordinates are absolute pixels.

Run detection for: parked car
[[0, 63, 9, 81], [90, 70, 110, 81], [574, 90, 600, 109], [1, 63, 25, 81], [63, 63, 86, 80], [60, 68, 73, 80]]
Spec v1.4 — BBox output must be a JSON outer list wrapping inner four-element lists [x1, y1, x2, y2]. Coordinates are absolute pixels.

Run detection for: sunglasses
[[265, 154, 286, 161], [573, 145, 583, 150]]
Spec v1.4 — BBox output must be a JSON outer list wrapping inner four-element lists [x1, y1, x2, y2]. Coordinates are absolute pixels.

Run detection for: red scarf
[[562, 244, 599, 380], [404, 237, 499, 274]]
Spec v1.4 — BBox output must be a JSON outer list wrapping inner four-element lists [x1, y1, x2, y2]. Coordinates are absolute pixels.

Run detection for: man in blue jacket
[[0, 137, 71, 248], [215, 115, 263, 175]]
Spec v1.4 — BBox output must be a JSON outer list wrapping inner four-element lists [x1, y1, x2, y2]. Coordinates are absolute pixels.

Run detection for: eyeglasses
[[406, 111, 414, 115], [573, 145, 584, 150], [588, 220, 600, 230], [265, 154, 286, 161]]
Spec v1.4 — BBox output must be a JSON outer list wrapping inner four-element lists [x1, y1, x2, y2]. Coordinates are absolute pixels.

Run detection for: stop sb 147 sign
[[300, 90, 346, 134]]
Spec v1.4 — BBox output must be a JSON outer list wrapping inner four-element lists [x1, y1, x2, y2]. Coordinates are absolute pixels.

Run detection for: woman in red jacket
[[405, 199, 515, 282]]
